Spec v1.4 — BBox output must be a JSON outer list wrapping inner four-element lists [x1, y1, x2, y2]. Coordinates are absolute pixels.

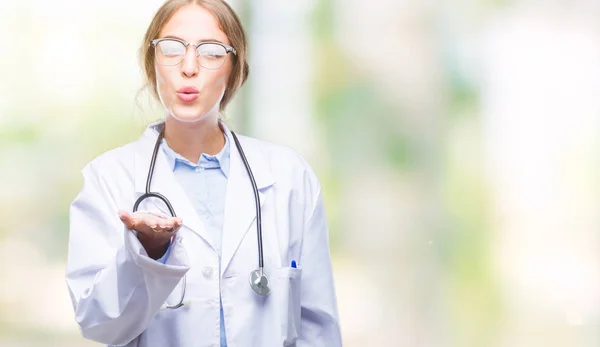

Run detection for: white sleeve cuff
[[123, 227, 190, 278]]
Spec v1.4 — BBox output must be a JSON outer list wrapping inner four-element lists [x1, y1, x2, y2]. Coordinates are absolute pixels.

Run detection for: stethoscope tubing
[[132, 126, 267, 308]]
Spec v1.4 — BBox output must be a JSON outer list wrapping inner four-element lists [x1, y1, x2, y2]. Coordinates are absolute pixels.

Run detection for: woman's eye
[[203, 53, 224, 60], [163, 50, 183, 56]]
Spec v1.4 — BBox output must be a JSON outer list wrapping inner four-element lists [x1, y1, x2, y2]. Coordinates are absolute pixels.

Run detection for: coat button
[[202, 266, 214, 279]]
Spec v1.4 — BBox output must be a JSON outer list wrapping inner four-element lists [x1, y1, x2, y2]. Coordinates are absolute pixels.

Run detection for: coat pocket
[[275, 267, 302, 346]]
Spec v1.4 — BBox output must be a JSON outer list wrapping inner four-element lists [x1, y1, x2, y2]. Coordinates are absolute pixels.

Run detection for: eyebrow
[[162, 35, 225, 44]]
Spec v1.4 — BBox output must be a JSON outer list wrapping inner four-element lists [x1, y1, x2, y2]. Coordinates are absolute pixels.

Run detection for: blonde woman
[[65, 1, 342, 346]]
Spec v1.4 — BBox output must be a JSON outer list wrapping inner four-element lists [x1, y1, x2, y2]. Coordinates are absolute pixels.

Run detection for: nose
[[180, 45, 198, 78]]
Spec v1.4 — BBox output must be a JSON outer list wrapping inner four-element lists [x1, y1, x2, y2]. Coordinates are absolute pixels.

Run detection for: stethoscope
[[132, 126, 270, 309]]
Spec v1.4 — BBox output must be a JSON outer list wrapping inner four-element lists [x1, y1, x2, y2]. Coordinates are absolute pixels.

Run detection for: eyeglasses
[[151, 38, 237, 69]]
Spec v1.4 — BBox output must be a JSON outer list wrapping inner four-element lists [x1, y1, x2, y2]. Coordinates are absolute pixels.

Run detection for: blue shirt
[[156, 131, 230, 347]]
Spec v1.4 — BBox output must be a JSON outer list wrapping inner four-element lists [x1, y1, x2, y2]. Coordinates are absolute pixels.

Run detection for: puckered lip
[[177, 86, 199, 94]]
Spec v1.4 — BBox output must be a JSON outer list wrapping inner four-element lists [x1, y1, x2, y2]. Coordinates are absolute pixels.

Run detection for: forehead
[[159, 4, 229, 44]]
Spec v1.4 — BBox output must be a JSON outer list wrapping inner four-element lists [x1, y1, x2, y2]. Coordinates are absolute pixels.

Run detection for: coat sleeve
[[296, 186, 343, 347], [65, 162, 190, 346]]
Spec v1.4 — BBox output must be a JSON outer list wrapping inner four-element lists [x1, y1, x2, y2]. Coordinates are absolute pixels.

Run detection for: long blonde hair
[[139, 0, 249, 112]]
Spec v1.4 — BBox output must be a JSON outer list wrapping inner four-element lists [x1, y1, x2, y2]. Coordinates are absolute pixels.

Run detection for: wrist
[[138, 236, 170, 260]]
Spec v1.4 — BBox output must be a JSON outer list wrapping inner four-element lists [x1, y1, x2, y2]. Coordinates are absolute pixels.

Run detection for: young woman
[[65, 1, 342, 346]]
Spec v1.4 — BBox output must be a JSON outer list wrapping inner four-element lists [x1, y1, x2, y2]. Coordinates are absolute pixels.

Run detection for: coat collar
[[133, 120, 275, 272]]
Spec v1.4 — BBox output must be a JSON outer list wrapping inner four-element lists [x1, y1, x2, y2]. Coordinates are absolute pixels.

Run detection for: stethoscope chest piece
[[140, 126, 271, 306], [249, 269, 270, 296]]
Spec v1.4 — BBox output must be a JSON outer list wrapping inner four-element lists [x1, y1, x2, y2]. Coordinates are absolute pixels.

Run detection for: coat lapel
[[133, 122, 214, 251], [132, 120, 276, 269], [220, 124, 275, 277]]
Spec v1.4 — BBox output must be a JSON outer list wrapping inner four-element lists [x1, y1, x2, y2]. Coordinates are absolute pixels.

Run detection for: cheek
[[207, 64, 232, 91], [208, 67, 229, 84], [155, 65, 172, 90], [198, 73, 228, 100], [213, 74, 229, 92]]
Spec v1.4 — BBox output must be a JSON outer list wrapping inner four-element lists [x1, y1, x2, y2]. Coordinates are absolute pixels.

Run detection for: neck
[[163, 115, 225, 164]]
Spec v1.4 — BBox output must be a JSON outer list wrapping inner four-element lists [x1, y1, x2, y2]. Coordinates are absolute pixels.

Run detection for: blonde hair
[[139, 0, 249, 112]]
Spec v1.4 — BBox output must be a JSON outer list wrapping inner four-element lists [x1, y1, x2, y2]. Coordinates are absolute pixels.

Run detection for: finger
[[170, 218, 183, 232], [120, 212, 152, 233], [154, 219, 181, 233], [118, 210, 135, 229], [149, 215, 181, 231], [143, 214, 159, 230], [158, 215, 174, 229], [131, 212, 156, 230], [144, 215, 173, 233]]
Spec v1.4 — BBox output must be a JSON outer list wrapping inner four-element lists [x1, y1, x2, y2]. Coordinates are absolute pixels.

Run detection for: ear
[[242, 61, 250, 85]]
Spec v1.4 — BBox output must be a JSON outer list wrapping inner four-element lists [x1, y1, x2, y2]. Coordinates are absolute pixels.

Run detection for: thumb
[[118, 210, 135, 229]]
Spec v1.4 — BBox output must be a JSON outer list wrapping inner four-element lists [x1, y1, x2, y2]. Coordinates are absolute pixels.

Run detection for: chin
[[169, 104, 213, 123]]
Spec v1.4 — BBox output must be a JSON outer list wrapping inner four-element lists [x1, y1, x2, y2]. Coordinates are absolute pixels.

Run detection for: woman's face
[[155, 4, 233, 123]]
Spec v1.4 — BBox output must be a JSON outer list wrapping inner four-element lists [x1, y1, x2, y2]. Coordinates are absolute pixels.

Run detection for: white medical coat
[[66, 121, 342, 347]]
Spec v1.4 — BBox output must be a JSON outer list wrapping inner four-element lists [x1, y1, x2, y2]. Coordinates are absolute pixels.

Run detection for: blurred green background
[[1, 0, 599, 346]]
